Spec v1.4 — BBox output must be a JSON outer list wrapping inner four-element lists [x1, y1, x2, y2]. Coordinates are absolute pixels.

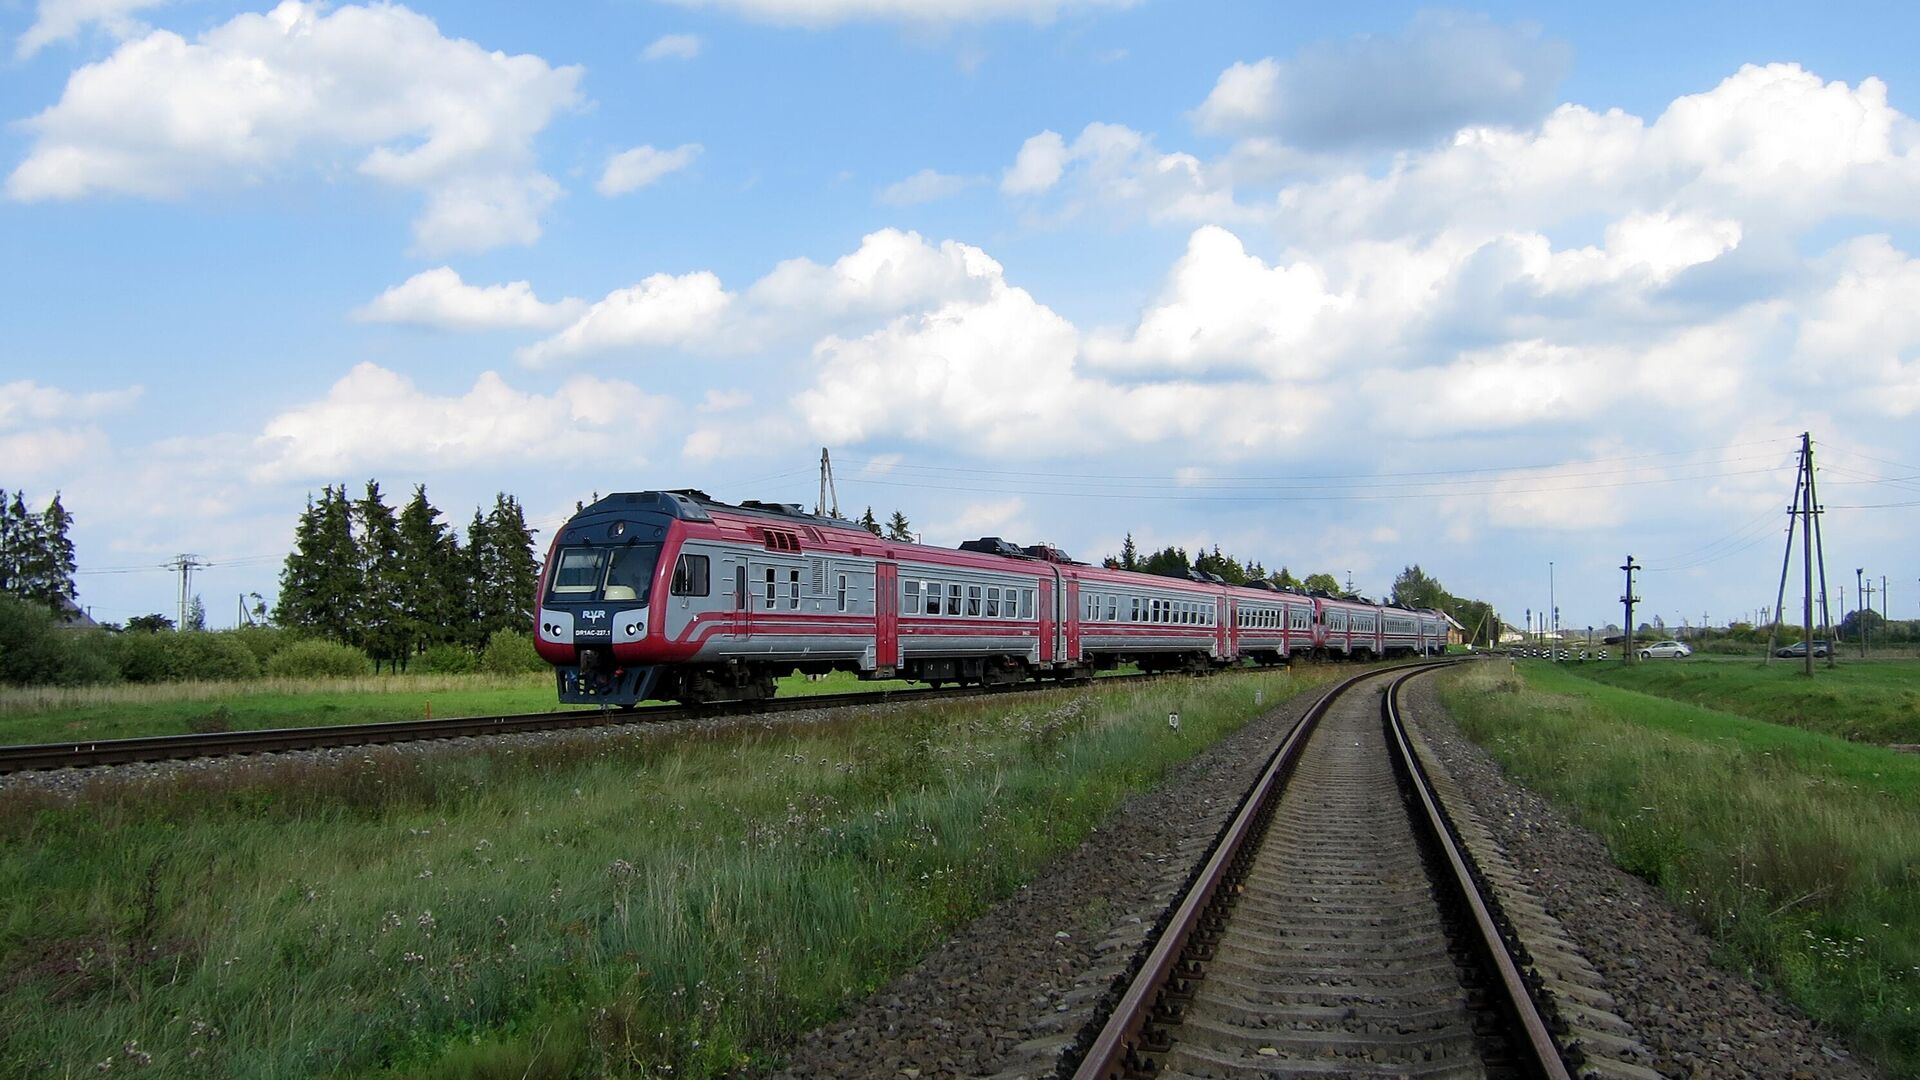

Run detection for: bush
[[479, 630, 545, 675], [110, 631, 261, 683], [414, 643, 479, 675], [0, 598, 119, 687], [227, 625, 306, 665], [265, 639, 372, 679]]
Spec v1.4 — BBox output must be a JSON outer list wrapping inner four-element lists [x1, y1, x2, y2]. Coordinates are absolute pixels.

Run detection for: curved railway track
[[0, 669, 1184, 775], [1070, 660, 1573, 1079]]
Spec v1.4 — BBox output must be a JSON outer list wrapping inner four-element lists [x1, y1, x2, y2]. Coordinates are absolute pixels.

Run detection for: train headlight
[[624, 623, 638, 635]]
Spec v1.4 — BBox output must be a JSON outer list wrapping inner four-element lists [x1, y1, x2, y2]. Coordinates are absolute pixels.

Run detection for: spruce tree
[[475, 494, 538, 638], [355, 481, 407, 670], [885, 510, 913, 542], [275, 485, 361, 641], [396, 484, 461, 658], [32, 493, 78, 613], [858, 507, 882, 536], [462, 508, 492, 647], [0, 492, 39, 600], [1119, 532, 1139, 571]]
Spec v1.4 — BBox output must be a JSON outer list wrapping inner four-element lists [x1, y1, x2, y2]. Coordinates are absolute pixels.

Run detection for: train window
[[967, 585, 982, 617], [1007, 591, 1019, 619], [926, 581, 941, 615], [904, 580, 920, 611], [947, 583, 963, 616], [548, 548, 605, 596], [735, 565, 747, 611], [1106, 595, 1117, 621], [670, 554, 710, 597], [789, 570, 801, 610], [837, 574, 848, 612], [1021, 589, 1034, 619], [764, 568, 776, 609], [986, 586, 1000, 618]]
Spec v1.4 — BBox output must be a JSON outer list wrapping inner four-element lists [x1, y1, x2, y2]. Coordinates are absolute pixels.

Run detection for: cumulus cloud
[[251, 363, 669, 481], [1001, 131, 1068, 194], [15, 0, 162, 57], [641, 33, 702, 60], [520, 227, 1003, 365], [352, 268, 586, 332], [7, 1, 582, 254], [999, 122, 1241, 224], [597, 143, 703, 196], [1192, 13, 1571, 149], [0, 379, 143, 428], [879, 168, 976, 206], [654, 0, 1134, 27]]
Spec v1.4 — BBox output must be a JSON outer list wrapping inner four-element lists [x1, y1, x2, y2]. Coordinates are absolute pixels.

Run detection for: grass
[[0, 670, 928, 747], [0, 663, 1338, 1078], [1550, 654, 1920, 744], [1440, 661, 1920, 1075]]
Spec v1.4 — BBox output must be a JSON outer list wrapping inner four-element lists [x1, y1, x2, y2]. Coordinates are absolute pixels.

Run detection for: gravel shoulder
[[775, 666, 1887, 1080]]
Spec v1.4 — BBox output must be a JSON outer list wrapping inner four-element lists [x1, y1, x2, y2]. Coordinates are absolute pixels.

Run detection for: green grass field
[[1440, 661, 1920, 1075], [1548, 654, 1920, 744], [0, 665, 1335, 1078], [0, 670, 931, 747]]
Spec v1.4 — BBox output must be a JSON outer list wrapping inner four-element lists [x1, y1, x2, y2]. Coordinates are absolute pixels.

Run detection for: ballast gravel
[[775, 669, 1885, 1079]]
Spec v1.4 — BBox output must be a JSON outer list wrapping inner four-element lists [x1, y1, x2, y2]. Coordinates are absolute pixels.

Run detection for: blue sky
[[4, 0, 1919, 633]]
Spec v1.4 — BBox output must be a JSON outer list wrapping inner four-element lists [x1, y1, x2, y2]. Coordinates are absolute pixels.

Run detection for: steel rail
[[1383, 664, 1573, 1080], [1070, 660, 1445, 1079], [0, 669, 1181, 775]]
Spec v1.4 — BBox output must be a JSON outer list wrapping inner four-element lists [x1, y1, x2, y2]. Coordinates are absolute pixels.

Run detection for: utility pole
[[816, 448, 841, 519], [1621, 555, 1640, 665], [1855, 569, 1865, 657], [1548, 560, 1556, 644], [1765, 433, 1830, 673], [164, 554, 207, 631], [1864, 578, 1878, 657]]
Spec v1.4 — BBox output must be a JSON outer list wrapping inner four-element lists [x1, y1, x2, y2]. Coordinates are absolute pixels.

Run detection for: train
[[532, 490, 1451, 706]]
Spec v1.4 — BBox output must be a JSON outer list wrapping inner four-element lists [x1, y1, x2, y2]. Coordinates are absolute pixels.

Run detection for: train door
[[1037, 578, 1055, 664], [1216, 596, 1230, 658], [875, 562, 898, 675], [1063, 577, 1081, 662], [730, 561, 750, 639]]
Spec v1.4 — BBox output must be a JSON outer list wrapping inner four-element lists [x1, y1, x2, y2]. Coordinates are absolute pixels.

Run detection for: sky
[[4, 0, 1919, 634]]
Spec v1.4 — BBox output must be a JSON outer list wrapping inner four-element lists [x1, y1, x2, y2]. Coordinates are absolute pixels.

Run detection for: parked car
[[1640, 640, 1692, 659], [1774, 640, 1832, 658]]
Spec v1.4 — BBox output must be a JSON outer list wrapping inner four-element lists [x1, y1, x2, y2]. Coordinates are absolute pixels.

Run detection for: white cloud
[[0, 379, 143, 428], [879, 168, 975, 206], [597, 143, 703, 196], [1001, 130, 1068, 194], [923, 498, 1029, 545], [7, 1, 583, 255], [251, 363, 669, 481], [353, 267, 586, 332], [16, 0, 162, 57], [641, 33, 702, 61], [521, 227, 1002, 364], [1192, 14, 1570, 149], [1795, 236, 1920, 417], [654, 0, 1134, 27], [0, 428, 107, 476]]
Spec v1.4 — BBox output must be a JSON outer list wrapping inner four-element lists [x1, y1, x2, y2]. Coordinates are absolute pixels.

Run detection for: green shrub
[[228, 625, 306, 665], [265, 638, 372, 679], [111, 630, 261, 683], [414, 643, 479, 675], [0, 598, 118, 686], [479, 630, 544, 674]]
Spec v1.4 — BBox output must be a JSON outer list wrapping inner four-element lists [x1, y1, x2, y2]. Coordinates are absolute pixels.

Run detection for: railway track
[[0, 669, 1179, 775], [1070, 660, 1574, 1079]]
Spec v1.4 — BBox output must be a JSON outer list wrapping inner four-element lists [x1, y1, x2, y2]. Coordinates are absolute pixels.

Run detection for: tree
[[1119, 532, 1139, 571], [185, 595, 207, 632], [355, 481, 409, 670], [126, 613, 175, 633], [396, 484, 462, 658], [885, 511, 913, 542], [1272, 567, 1301, 590], [858, 507, 882, 536], [1391, 564, 1448, 610], [1195, 544, 1247, 585], [472, 493, 538, 641], [1140, 545, 1190, 578], [1303, 572, 1341, 594], [29, 493, 77, 613], [275, 485, 361, 641]]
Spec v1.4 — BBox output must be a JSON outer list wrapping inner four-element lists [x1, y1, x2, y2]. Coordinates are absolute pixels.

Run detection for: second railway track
[[1072, 660, 1573, 1079]]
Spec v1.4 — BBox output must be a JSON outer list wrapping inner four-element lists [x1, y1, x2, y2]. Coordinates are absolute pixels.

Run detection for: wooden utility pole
[[1621, 555, 1640, 664]]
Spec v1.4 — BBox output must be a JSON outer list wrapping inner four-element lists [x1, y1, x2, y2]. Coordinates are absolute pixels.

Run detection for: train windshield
[[545, 544, 662, 604]]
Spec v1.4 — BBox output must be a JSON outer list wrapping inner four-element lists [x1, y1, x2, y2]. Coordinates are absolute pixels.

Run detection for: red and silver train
[[533, 490, 1449, 706]]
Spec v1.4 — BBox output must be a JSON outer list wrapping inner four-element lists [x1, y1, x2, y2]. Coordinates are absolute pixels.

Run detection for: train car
[[534, 488, 1443, 707]]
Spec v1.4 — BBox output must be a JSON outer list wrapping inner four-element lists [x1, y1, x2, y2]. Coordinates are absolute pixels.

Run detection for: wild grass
[[0, 664, 1337, 1078], [1557, 655, 1920, 744], [1441, 661, 1920, 1075]]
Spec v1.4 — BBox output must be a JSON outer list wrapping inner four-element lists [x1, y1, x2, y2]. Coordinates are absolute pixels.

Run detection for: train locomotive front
[[533, 491, 710, 706]]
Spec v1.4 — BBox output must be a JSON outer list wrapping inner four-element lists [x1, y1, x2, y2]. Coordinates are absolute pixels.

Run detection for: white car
[[1640, 640, 1692, 659]]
